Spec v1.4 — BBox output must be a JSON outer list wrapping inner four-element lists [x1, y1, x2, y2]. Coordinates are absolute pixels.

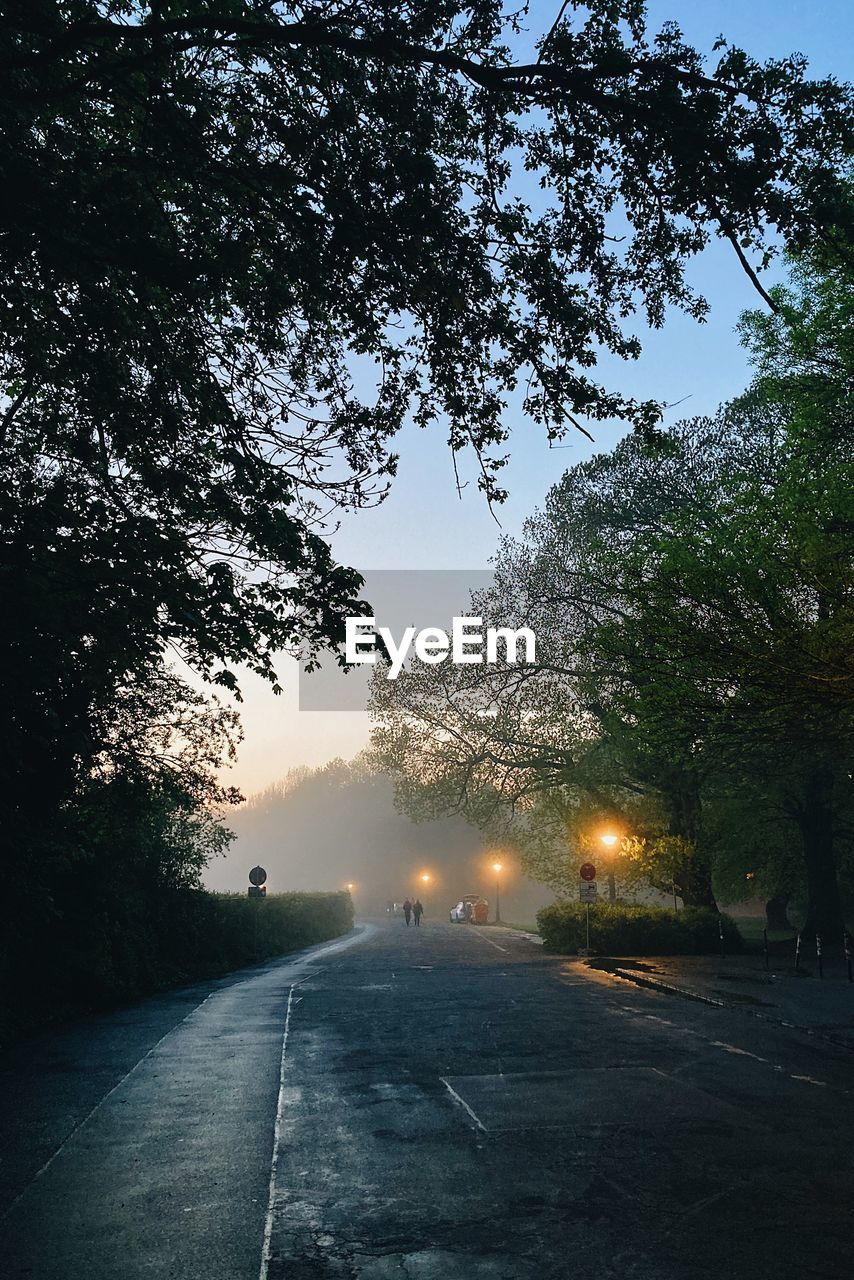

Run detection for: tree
[[2, 4, 852, 892], [367, 452, 723, 907], [0, 664, 242, 1025], [602, 254, 854, 937], [370, 249, 854, 930]]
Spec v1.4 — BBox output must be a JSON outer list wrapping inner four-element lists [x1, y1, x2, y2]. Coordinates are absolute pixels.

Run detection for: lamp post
[[492, 862, 503, 924], [599, 832, 619, 903]]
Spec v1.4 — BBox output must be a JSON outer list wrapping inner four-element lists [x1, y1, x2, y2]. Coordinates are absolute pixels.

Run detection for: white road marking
[[257, 927, 375, 1280], [471, 930, 508, 953], [615, 1003, 817, 1083], [1, 927, 374, 1234], [710, 1041, 768, 1063], [259, 983, 299, 1280], [440, 1078, 488, 1133]]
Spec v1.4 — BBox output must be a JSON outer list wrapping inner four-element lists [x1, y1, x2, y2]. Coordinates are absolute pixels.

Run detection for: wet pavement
[[591, 949, 854, 1047], [2, 919, 853, 1278]]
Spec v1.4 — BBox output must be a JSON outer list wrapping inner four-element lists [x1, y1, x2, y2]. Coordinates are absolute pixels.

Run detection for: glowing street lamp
[[492, 861, 503, 924], [599, 832, 620, 903]]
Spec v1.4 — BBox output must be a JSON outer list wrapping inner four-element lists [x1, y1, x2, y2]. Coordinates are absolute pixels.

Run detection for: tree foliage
[[1, 4, 853, 968], [371, 248, 854, 932]]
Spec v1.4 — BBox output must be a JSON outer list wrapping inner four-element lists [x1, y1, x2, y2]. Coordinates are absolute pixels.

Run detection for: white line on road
[[257, 927, 375, 1280], [470, 930, 509, 953], [440, 1078, 488, 1132], [710, 1041, 768, 1063], [259, 982, 298, 1280]]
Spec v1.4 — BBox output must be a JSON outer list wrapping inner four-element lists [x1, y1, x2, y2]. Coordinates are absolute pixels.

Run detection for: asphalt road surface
[[2, 918, 853, 1279]]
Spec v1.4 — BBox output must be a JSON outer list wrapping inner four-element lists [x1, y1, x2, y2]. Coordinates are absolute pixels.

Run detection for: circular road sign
[[579, 862, 596, 882], [248, 865, 267, 887]]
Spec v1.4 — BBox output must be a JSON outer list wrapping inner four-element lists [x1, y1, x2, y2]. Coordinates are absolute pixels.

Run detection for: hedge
[[537, 901, 742, 956], [0, 889, 353, 1044]]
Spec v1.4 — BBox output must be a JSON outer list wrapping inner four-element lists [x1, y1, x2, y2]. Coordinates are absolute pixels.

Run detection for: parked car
[[449, 894, 489, 924]]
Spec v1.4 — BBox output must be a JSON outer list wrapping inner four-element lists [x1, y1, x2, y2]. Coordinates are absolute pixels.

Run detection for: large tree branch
[[1, 13, 755, 105]]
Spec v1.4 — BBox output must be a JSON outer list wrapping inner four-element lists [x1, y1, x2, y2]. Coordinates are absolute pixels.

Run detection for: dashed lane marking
[[440, 1078, 488, 1132], [615, 1005, 841, 1093], [710, 1041, 768, 1063], [471, 930, 509, 954]]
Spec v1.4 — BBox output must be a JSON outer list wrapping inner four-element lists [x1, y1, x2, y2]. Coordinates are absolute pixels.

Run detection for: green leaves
[[369, 244, 853, 921]]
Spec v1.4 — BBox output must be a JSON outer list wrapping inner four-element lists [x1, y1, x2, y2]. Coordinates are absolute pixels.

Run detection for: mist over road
[[2, 920, 853, 1279]]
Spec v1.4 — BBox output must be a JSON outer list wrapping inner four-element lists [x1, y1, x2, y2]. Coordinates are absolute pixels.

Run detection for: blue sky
[[224, 0, 854, 795]]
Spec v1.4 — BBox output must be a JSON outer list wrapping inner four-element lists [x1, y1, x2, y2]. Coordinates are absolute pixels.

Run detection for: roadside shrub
[[0, 889, 353, 1044], [537, 901, 743, 956]]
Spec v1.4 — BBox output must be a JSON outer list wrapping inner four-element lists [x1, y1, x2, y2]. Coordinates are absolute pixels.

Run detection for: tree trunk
[[666, 772, 718, 910], [680, 850, 717, 910], [799, 766, 843, 942], [765, 894, 791, 932]]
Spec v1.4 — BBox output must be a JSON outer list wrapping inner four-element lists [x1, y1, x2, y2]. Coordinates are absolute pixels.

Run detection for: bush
[[0, 888, 353, 1044], [537, 901, 742, 956]]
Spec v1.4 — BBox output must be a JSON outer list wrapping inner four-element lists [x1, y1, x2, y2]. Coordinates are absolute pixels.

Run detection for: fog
[[204, 758, 555, 926]]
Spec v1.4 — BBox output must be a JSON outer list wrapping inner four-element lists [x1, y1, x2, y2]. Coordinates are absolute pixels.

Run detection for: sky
[[219, 0, 854, 797]]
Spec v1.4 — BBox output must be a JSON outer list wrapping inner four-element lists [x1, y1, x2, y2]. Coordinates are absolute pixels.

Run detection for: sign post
[[578, 864, 597, 954], [248, 864, 267, 899]]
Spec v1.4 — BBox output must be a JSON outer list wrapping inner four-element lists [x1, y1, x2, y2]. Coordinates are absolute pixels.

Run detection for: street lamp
[[599, 832, 619, 903], [492, 861, 503, 924]]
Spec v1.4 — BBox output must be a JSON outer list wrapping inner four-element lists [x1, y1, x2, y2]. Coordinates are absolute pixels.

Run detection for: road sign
[[249, 865, 267, 887], [579, 882, 598, 903], [579, 862, 596, 882]]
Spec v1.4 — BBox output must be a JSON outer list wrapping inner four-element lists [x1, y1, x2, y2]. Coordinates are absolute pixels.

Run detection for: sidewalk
[[589, 950, 854, 1049]]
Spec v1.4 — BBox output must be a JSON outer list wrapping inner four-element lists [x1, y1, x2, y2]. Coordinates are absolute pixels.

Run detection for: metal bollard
[[816, 933, 823, 979], [795, 932, 801, 971], [845, 931, 853, 984], [718, 915, 725, 959], [763, 927, 769, 970]]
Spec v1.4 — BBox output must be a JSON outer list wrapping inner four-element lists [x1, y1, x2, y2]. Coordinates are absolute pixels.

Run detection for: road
[[2, 918, 853, 1279]]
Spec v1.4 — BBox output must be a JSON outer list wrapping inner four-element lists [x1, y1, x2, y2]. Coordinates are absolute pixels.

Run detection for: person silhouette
[[403, 898, 412, 926], [413, 899, 424, 927]]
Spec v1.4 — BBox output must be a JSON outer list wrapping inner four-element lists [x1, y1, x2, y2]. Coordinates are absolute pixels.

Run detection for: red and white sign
[[579, 862, 596, 882]]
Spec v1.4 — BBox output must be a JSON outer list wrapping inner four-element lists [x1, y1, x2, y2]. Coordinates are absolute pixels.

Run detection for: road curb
[[600, 963, 854, 1054]]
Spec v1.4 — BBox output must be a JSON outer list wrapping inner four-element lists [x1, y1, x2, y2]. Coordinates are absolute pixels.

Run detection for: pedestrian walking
[[403, 897, 412, 926], [413, 899, 424, 927]]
